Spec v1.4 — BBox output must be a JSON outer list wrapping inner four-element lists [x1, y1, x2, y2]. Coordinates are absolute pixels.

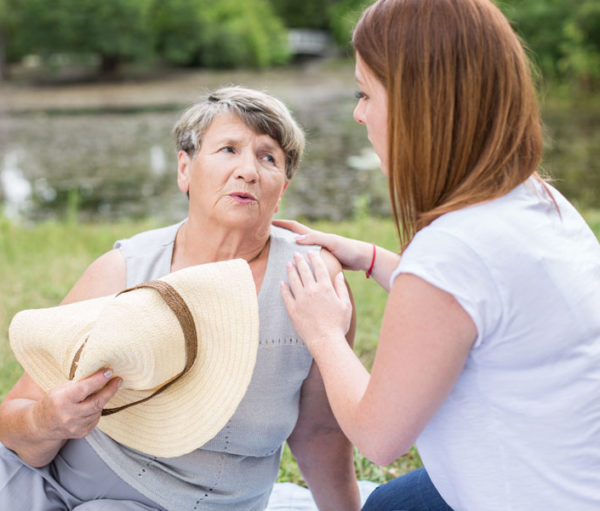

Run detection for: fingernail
[[295, 235, 306, 241], [104, 369, 113, 379], [337, 272, 344, 280]]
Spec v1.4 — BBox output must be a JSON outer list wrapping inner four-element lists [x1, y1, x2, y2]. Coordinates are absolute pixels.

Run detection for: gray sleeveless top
[[85, 222, 315, 511]]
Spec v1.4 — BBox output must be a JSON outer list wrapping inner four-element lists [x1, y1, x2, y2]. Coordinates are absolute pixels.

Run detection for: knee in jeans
[[362, 484, 406, 511]]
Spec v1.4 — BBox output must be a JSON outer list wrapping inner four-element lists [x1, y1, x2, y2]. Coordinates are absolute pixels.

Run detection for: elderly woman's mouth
[[229, 192, 257, 204]]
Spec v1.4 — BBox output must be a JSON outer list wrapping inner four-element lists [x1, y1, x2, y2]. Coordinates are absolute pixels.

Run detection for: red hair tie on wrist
[[366, 243, 376, 279]]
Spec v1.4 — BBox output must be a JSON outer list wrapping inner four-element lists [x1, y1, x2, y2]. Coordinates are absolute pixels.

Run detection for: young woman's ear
[[177, 150, 191, 195]]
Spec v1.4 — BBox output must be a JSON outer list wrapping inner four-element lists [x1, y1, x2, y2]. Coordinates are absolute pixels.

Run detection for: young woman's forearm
[[364, 244, 401, 292]]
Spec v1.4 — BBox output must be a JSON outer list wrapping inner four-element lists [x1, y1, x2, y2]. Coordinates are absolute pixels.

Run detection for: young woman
[[278, 0, 600, 509]]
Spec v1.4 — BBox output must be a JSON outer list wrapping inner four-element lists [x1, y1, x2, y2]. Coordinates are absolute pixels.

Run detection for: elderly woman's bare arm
[[0, 250, 125, 467], [286, 249, 361, 511]]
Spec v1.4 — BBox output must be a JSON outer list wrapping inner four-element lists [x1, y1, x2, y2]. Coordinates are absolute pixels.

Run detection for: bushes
[[3, 0, 290, 73], [329, 0, 371, 49], [194, 0, 289, 69], [1, 0, 599, 89], [152, 0, 289, 69], [4, 0, 154, 74], [501, 0, 600, 91]]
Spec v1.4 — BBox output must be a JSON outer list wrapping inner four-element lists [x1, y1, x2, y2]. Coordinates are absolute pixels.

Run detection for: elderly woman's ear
[[177, 150, 192, 195], [274, 181, 290, 213]]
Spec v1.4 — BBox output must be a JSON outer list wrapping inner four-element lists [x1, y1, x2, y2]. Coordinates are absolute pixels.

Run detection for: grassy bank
[[2, 213, 599, 484]]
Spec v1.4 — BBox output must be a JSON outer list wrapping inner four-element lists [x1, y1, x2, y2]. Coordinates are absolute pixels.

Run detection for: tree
[[151, 0, 290, 69], [0, 0, 6, 80], [328, 0, 372, 48], [270, 0, 336, 30], [560, 1, 600, 91], [502, 1, 571, 78], [501, 0, 599, 90], [6, 0, 153, 75]]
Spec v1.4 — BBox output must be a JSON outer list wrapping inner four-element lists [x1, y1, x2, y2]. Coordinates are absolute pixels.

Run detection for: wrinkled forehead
[[202, 112, 283, 149]]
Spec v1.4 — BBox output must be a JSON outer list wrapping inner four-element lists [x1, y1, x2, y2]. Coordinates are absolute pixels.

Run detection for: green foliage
[[150, 0, 206, 66], [270, 0, 336, 30], [151, 0, 290, 69], [328, 0, 372, 48], [2, 0, 599, 88], [559, 1, 600, 90], [501, 0, 570, 78], [6, 0, 153, 72], [5, 0, 289, 72], [500, 0, 600, 91], [199, 0, 290, 69]]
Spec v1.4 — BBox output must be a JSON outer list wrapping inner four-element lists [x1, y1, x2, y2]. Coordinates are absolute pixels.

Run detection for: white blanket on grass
[[266, 480, 378, 510]]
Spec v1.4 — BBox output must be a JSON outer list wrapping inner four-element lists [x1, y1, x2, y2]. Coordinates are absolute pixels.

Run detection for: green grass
[[2, 212, 599, 485]]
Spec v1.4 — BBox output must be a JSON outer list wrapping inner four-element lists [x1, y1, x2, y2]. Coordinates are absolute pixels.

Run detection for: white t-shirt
[[390, 178, 600, 510]]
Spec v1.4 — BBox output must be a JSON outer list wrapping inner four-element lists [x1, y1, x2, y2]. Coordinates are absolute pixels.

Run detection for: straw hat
[[9, 259, 259, 458]]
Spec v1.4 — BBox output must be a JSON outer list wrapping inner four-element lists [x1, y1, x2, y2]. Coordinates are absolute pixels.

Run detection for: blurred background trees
[[502, 0, 600, 92], [150, 0, 289, 69], [3, 0, 154, 75], [0, 0, 597, 92]]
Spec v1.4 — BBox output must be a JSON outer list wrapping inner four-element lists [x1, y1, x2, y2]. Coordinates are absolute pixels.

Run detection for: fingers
[[272, 219, 309, 235], [293, 252, 317, 286], [288, 252, 339, 291], [273, 219, 321, 246], [80, 376, 121, 417], [334, 271, 351, 306], [67, 369, 121, 419], [281, 253, 353, 352], [307, 251, 331, 284], [69, 368, 115, 403], [280, 280, 295, 314]]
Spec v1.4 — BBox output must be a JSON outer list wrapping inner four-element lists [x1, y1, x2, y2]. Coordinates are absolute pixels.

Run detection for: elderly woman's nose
[[235, 152, 259, 181]]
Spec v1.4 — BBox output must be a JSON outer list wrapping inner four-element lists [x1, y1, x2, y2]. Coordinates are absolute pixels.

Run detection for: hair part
[[353, 0, 544, 249], [173, 86, 305, 180]]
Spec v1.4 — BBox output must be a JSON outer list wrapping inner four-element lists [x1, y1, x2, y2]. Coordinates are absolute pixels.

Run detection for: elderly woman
[[0, 87, 361, 511]]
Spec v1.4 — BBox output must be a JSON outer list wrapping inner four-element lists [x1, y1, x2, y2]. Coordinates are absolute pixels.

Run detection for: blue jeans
[[361, 468, 453, 511]]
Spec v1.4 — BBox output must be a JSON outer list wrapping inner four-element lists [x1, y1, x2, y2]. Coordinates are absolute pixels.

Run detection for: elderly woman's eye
[[221, 146, 235, 153], [263, 154, 276, 164]]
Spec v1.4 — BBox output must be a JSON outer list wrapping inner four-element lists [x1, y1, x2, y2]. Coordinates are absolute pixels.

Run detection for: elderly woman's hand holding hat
[[36, 370, 120, 440], [35, 369, 121, 441], [0, 369, 120, 467]]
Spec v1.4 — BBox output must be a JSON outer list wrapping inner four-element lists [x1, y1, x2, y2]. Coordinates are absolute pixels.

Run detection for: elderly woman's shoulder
[[270, 224, 300, 243], [115, 221, 184, 253], [270, 225, 341, 278]]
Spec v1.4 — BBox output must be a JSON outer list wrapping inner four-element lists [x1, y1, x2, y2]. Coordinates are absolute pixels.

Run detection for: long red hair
[[353, 0, 543, 249]]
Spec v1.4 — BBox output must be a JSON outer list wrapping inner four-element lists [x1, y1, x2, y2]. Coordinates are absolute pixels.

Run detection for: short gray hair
[[173, 86, 305, 180]]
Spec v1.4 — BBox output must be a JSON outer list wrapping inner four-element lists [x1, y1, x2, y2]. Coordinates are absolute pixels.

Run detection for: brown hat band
[[68, 280, 198, 416]]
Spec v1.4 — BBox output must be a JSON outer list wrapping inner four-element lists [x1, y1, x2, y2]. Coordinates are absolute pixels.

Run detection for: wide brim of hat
[[9, 259, 259, 458], [10, 296, 112, 393]]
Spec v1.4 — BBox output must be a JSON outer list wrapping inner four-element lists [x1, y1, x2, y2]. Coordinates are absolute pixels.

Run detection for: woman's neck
[[171, 217, 271, 272]]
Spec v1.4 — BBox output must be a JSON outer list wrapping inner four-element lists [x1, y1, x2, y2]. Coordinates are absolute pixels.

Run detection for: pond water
[[0, 61, 598, 223]]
